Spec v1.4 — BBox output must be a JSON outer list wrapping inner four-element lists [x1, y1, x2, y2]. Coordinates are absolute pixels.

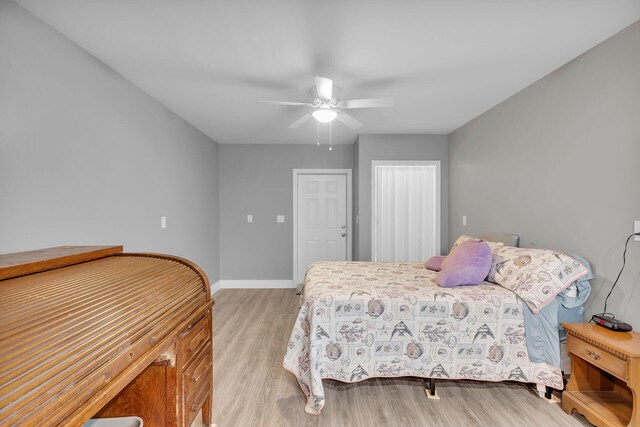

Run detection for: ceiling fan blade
[[315, 76, 333, 100], [289, 114, 312, 128], [337, 98, 394, 109], [335, 112, 363, 129], [258, 100, 311, 106]]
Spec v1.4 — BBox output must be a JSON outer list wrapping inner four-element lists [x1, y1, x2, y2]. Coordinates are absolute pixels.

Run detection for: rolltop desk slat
[[0, 246, 214, 427]]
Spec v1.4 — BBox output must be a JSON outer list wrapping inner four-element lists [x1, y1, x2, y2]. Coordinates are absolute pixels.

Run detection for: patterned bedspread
[[283, 261, 563, 414]]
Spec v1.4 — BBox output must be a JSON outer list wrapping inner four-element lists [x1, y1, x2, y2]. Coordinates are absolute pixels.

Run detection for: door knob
[[341, 233, 347, 237]]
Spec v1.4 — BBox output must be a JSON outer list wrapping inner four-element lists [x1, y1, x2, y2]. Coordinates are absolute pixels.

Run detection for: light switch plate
[[277, 215, 285, 223], [161, 216, 167, 229], [635, 220, 640, 242], [462, 215, 467, 226], [247, 215, 253, 223]]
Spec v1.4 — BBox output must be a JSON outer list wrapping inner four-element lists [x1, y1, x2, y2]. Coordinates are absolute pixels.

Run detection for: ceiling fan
[[259, 76, 393, 129]]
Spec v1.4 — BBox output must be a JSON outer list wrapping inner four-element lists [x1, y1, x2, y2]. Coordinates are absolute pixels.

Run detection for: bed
[[284, 261, 570, 414]]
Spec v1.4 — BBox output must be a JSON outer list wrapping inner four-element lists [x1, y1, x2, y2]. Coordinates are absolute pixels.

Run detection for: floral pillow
[[488, 246, 588, 313]]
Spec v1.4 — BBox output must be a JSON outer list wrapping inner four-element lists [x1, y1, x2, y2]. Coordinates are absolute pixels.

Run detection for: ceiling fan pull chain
[[329, 121, 333, 151]]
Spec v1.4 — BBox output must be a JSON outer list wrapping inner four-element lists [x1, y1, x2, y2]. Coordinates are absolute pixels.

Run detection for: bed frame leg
[[542, 371, 567, 400], [428, 378, 436, 396], [536, 383, 556, 401], [424, 378, 439, 400]]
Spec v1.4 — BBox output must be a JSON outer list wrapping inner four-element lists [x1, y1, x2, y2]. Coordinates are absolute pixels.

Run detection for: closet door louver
[[373, 161, 440, 262]]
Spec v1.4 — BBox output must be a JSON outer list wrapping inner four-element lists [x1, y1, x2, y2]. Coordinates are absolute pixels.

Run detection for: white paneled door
[[372, 161, 441, 262], [295, 172, 349, 285]]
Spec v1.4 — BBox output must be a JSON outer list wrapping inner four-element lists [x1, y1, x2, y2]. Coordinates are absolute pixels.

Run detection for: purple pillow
[[436, 240, 492, 288], [424, 255, 446, 271]]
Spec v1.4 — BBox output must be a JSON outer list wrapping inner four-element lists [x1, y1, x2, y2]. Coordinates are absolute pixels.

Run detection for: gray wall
[[449, 21, 640, 328], [0, 1, 220, 281], [219, 144, 353, 280], [355, 134, 449, 261]]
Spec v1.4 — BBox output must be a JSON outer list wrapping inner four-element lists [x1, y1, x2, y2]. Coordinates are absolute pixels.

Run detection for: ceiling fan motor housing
[[260, 76, 391, 129]]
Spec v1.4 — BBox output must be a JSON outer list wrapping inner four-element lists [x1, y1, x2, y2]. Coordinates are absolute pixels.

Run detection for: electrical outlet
[[635, 220, 640, 242], [277, 215, 285, 223]]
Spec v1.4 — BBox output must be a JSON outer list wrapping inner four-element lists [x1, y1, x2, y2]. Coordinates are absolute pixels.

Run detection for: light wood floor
[[211, 289, 591, 427]]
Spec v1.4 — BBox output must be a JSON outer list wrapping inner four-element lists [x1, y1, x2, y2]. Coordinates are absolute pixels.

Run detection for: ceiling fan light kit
[[312, 108, 337, 123], [259, 76, 393, 148]]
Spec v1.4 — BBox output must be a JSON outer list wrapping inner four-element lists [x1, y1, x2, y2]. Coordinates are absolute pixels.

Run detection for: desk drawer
[[180, 313, 211, 368], [567, 335, 627, 381], [185, 374, 212, 427], [184, 347, 212, 399]]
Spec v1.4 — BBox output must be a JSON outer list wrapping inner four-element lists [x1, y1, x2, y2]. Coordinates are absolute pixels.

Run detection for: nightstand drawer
[[567, 336, 627, 381]]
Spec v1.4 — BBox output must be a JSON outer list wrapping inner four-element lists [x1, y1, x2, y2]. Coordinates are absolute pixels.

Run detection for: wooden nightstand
[[562, 323, 640, 427]]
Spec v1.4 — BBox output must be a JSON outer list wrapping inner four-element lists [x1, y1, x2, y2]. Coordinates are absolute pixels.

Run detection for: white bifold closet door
[[372, 161, 441, 262]]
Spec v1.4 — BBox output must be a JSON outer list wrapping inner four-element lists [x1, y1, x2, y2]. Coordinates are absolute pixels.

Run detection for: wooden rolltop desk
[[0, 246, 214, 427]]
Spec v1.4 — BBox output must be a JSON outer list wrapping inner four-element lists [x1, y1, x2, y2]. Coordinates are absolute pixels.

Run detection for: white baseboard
[[211, 281, 223, 295], [213, 280, 294, 294]]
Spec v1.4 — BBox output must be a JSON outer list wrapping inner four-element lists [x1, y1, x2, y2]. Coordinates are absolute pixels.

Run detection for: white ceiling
[[14, 0, 640, 145]]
